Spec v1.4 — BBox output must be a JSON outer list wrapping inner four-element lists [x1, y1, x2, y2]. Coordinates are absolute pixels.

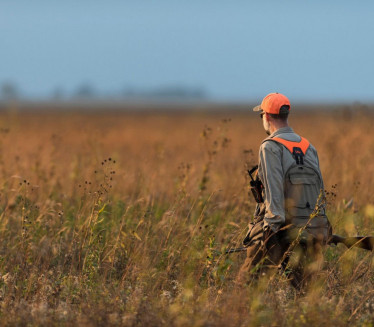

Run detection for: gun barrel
[[225, 247, 247, 254], [248, 165, 258, 178]]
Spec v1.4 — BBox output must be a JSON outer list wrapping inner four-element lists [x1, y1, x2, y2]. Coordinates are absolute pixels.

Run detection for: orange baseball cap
[[253, 93, 291, 114]]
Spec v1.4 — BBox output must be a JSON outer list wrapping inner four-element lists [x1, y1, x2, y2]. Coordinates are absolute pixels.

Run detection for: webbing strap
[[268, 136, 310, 165], [271, 137, 310, 155]]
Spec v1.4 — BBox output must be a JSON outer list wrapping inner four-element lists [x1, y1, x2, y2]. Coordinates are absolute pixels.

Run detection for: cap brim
[[253, 105, 263, 112]]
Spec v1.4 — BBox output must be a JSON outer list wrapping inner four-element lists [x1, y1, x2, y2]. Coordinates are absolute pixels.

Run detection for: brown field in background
[[2, 108, 374, 206], [0, 107, 373, 325]]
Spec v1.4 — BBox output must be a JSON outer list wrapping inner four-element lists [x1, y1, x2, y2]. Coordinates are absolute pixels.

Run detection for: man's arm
[[258, 142, 285, 232]]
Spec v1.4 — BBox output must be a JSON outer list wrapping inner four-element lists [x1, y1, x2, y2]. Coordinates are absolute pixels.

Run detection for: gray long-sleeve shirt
[[257, 126, 324, 232]]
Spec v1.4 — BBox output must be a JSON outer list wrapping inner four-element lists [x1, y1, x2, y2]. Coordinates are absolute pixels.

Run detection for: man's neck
[[269, 122, 289, 135]]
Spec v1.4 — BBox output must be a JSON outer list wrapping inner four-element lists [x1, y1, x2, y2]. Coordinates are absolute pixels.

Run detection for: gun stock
[[329, 234, 374, 251]]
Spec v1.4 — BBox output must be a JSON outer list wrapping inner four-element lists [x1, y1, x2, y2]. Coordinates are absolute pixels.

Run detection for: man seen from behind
[[237, 92, 331, 288]]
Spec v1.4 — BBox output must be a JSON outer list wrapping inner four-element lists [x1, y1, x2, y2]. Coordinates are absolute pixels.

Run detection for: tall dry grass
[[0, 108, 373, 326]]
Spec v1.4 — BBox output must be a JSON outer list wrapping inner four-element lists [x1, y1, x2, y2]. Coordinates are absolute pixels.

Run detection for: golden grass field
[[0, 107, 373, 326]]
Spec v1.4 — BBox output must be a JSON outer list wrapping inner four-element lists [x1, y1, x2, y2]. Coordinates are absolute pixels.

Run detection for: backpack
[[266, 136, 331, 243]]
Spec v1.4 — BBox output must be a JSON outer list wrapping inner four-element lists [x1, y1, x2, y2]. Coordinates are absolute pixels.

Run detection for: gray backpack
[[268, 136, 331, 243]]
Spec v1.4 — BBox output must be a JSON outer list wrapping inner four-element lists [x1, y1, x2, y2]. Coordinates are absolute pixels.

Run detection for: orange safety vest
[[270, 136, 310, 165]]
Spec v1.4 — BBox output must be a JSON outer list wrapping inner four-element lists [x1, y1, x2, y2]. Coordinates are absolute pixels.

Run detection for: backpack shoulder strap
[[264, 136, 310, 165], [271, 136, 310, 155]]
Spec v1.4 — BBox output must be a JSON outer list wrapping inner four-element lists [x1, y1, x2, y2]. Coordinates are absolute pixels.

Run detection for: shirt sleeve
[[258, 142, 285, 232], [309, 145, 326, 214], [312, 145, 325, 190]]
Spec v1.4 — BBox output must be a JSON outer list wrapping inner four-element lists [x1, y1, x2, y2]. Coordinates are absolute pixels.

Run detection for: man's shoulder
[[307, 141, 318, 152], [259, 138, 283, 154]]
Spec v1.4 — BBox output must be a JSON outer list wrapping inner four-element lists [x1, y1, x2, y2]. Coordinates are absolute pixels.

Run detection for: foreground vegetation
[[0, 108, 373, 326]]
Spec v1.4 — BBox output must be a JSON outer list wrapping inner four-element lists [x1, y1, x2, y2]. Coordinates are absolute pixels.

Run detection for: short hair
[[268, 105, 290, 121]]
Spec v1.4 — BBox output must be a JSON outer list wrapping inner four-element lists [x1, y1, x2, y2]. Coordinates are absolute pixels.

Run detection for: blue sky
[[1, 0, 374, 102]]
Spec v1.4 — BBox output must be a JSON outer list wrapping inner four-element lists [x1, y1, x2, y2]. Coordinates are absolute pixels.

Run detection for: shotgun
[[224, 234, 374, 254]]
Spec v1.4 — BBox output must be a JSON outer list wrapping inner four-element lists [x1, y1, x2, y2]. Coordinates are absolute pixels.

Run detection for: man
[[237, 92, 331, 288]]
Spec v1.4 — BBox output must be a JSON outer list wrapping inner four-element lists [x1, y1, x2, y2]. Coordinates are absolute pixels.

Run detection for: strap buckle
[[292, 147, 304, 165]]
